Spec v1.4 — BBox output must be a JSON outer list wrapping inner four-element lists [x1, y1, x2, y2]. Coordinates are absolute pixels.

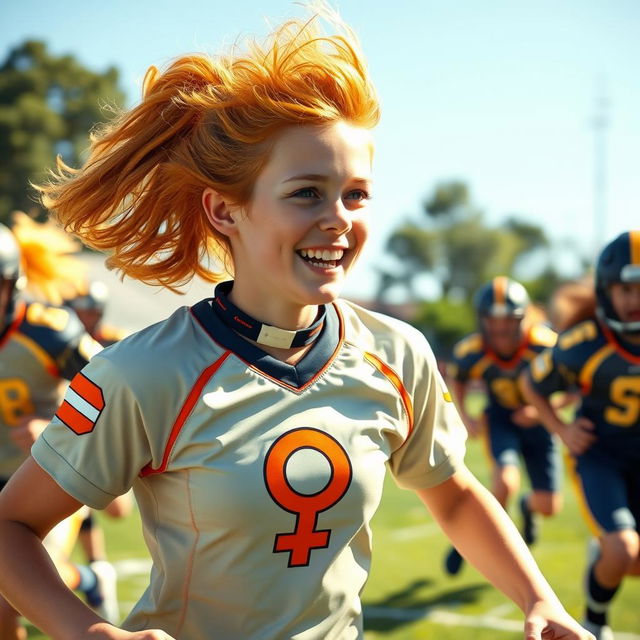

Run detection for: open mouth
[[297, 248, 345, 270]]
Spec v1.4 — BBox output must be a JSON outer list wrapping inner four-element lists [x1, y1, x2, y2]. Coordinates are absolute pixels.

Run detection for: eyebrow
[[282, 173, 371, 184]]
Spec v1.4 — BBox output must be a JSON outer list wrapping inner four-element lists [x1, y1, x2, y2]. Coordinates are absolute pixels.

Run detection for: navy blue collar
[[212, 281, 326, 349], [191, 296, 342, 390]]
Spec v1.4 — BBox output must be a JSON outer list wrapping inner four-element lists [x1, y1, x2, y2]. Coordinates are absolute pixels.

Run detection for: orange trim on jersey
[[577, 344, 615, 394], [11, 332, 60, 378], [364, 351, 414, 437], [70, 372, 105, 410], [630, 230, 640, 265], [485, 327, 532, 371], [242, 302, 345, 393], [493, 276, 507, 305], [56, 373, 105, 435], [140, 351, 232, 476], [564, 450, 603, 537], [599, 319, 640, 365], [0, 301, 26, 350], [56, 401, 94, 435]]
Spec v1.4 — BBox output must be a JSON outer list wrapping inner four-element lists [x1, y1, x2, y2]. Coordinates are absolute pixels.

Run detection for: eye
[[290, 187, 320, 199], [344, 189, 372, 203]]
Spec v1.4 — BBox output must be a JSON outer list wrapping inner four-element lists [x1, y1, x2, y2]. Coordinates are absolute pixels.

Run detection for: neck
[[228, 281, 319, 331], [212, 281, 325, 352]]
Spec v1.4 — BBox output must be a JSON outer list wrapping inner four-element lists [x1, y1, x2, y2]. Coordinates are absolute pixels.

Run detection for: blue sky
[[1, 0, 638, 298]]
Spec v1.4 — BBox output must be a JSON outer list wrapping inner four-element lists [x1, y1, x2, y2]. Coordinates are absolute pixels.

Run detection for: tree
[[378, 180, 550, 303], [0, 40, 125, 222]]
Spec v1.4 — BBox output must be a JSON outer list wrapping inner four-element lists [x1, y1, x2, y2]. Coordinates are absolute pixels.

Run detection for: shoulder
[[452, 333, 483, 361], [336, 299, 430, 355], [556, 319, 603, 355], [19, 301, 86, 356], [91, 304, 224, 390], [529, 323, 557, 348]]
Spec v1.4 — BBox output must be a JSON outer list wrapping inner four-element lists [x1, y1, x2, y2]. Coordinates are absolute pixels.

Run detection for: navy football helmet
[[66, 280, 109, 313], [474, 276, 529, 319], [596, 231, 640, 335]]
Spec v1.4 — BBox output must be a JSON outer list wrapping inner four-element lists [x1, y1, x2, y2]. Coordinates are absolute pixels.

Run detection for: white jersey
[[33, 297, 466, 640]]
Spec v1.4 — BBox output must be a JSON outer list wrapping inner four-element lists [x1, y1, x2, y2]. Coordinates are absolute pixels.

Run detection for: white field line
[[483, 602, 515, 618], [364, 605, 640, 639], [114, 558, 640, 640], [389, 522, 439, 541]]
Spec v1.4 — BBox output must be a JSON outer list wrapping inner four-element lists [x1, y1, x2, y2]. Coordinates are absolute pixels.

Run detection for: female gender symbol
[[263, 427, 353, 567]]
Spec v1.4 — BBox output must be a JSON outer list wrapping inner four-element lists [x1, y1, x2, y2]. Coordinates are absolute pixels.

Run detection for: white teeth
[[299, 248, 344, 261]]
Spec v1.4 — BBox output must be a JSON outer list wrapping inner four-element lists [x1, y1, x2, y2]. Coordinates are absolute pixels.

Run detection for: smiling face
[[206, 121, 373, 328]]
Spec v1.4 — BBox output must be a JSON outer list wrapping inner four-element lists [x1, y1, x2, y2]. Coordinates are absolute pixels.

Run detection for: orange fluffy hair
[[36, 8, 380, 290]]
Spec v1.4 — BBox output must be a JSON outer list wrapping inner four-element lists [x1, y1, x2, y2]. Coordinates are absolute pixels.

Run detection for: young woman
[[522, 231, 640, 640], [443, 277, 563, 575], [0, 218, 118, 637], [0, 8, 592, 640]]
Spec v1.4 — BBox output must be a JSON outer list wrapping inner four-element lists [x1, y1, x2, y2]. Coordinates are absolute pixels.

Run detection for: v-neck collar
[[190, 298, 343, 391]]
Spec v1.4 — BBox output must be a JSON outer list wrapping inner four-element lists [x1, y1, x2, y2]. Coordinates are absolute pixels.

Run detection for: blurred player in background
[[522, 231, 640, 640], [0, 7, 592, 640], [66, 280, 129, 347], [444, 277, 563, 575], [0, 215, 118, 639]]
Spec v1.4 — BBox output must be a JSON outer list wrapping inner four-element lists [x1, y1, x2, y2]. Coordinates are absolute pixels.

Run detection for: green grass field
[[25, 436, 640, 639]]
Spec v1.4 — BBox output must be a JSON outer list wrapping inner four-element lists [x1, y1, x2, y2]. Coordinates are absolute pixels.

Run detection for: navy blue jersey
[[528, 318, 640, 463], [0, 300, 102, 476], [449, 324, 557, 412]]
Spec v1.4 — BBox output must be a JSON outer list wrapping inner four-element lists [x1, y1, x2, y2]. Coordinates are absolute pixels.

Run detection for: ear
[[202, 188, 238, 237]]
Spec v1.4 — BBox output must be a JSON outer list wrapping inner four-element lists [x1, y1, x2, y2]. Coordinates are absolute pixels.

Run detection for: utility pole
[[592, 79, 609, 257]]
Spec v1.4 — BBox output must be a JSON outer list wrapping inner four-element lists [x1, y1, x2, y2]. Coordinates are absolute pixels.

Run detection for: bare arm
[[0, 457, 173, 640], [520, 373, 595, 456], [448, 378, 482, 438], [416, 467, 593, 640]]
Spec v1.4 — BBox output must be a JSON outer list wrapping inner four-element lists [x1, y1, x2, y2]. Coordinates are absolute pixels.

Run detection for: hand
[[559, 417, 596, 456], [9, 418, 49, 452], [84, 623, 177, 639], [525, 600, 595, 639], [512, 405, 540, 428]]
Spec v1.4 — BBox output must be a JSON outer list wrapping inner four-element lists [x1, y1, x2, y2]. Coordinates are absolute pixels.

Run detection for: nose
[[318, 199, 352, 234]]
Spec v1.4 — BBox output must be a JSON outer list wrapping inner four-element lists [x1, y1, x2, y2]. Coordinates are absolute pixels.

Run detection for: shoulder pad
[[20, 302, 85, 358], [453, 333, 483, 360], [557, 320, 599, 352], [529, 324, 557, 348]]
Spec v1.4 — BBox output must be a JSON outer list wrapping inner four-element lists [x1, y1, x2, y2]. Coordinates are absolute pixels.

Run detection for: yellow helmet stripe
[[630, 230, 640, 265]]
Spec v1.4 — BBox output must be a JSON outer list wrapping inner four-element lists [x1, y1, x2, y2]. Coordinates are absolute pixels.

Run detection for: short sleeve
[[388, 335, 467, 490], [526, 346, 573, 397], [31, 354, 151, 509]]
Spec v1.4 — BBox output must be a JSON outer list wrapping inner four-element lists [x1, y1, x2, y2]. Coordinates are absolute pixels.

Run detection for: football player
[[443, 277, 563, 575], [522, 231, 640, 640], [0, 8, 593, 640], [0, 221, 117, 638]]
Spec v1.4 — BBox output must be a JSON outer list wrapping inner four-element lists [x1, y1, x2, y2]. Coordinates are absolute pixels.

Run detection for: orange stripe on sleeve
[[630, 230, 640, 265], [70, 373, 105, 410], [364, 352, 414, 436], [56, 401, 95, 435]]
